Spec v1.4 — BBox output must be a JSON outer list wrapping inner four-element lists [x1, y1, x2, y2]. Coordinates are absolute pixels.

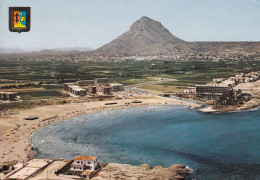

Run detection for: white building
[[110, 84, 124, 92], [71, 156, 99, 171], [68, 85, 86, 96], [64, 83, 86, 96], [184, 85, 195, 94], [195, 84, 231, 96]]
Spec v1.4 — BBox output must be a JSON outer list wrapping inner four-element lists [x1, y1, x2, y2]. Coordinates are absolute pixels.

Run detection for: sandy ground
[[235, 79, 260, 97], [0, 94, 201, 166]]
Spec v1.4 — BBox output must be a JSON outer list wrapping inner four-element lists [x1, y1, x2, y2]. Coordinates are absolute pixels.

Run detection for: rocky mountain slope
[[95, 16, 260, 57], [95, 16, 186, 56]]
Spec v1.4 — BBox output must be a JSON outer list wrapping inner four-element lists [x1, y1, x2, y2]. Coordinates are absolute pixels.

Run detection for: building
[[80, 170, 93, 179], [97, 85, 112, 95], [77, 80, 95, 86], [64, 83, 86, 96], [213, 78, 225, 83], [69, 85, 86, 96], [195, 84, 230, 96], [183, 85, 196, 94], [235, 77, 246, 84], [102, 86, 112, 94], [95, 78, 109, 85], [110, 84, 124, 92], [88, 86, 97, 94], [5, 158, 54, 180], [63, 83, 74, 92], [71, 156, 98, 171], [0, 92, 18, 101]]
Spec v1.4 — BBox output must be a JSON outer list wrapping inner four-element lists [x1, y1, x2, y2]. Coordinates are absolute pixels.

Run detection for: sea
[[31, 105, 260, 180]]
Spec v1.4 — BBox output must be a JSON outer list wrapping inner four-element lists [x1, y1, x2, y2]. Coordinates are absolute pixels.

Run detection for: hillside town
[[13, 50, 260, 62]]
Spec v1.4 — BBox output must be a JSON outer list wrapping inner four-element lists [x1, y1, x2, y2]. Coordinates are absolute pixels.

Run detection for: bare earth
[[0, 94, 201, 166], [92, 163, 190, 180], [235, 79, 260, 97]]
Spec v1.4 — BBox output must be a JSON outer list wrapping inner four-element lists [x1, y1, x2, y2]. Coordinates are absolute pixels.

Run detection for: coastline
[[199, 99, 260, 114], [0, 94, 202, 167], [1, 94, 260, 179]]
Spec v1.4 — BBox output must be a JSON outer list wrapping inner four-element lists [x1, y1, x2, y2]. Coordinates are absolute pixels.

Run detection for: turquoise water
[[31, 106, 260, 179]]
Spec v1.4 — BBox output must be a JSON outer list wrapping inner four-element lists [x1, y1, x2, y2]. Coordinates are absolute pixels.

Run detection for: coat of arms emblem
[[9, 7, 31, 33]]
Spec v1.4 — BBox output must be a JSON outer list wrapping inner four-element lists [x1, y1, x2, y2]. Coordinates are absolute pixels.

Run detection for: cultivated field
[[0, 55, 260, 101]]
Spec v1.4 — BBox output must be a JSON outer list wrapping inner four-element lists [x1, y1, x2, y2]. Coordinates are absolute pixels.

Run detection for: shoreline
[[0, 94, 202, 167], [199, 99, 260, 114], [1, 94, 259, 179]]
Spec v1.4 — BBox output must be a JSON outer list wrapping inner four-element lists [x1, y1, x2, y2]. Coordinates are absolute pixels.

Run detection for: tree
[[216, 88, 249, 106]]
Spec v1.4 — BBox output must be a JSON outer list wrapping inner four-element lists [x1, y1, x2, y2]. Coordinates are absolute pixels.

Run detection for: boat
[[72, 136, 77, 141], [24, 116, 39, 120]]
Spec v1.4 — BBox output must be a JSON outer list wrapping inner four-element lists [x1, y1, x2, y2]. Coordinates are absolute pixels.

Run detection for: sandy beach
[[0, 94, 201, 166]]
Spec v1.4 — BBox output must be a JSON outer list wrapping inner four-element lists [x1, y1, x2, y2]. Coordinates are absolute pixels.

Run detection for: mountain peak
[[138, 16, 153, 21], [130, 16, 162, 31], [96, 16, 186, 56]]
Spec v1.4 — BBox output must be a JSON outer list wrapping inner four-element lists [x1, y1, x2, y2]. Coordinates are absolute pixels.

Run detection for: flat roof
[[7, 159, 53, 179], [26, 158, 53, 168], [8, 167, 39, 179], [110, 84, 123, 86], [196, 85, 228, 88], [68, 85, 86, 91]]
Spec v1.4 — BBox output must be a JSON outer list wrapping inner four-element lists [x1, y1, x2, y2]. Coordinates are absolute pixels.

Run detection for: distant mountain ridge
[[52, 47, 92, 52], [0, 47, 25, 54], [0, 46, 92, 54]]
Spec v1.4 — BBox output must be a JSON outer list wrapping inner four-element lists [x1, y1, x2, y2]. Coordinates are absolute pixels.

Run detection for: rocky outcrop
[[93, 163, 191, 180]]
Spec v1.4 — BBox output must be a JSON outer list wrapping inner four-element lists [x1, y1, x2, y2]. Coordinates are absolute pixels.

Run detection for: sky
[[0, 0, 260, 51]]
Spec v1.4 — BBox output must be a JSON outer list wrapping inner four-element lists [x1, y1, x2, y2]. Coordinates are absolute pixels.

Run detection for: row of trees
[[0, 82, 43, 89]]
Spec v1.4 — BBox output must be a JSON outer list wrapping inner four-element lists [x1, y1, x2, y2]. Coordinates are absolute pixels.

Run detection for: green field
[[0, 55, 260, 98]]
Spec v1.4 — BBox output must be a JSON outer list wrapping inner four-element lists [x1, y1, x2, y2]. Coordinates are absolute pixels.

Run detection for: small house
[[71, 156, 98, 171]]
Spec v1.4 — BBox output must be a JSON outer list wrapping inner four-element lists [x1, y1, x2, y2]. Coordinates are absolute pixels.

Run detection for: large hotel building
[[195, 85, 231, 96]]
